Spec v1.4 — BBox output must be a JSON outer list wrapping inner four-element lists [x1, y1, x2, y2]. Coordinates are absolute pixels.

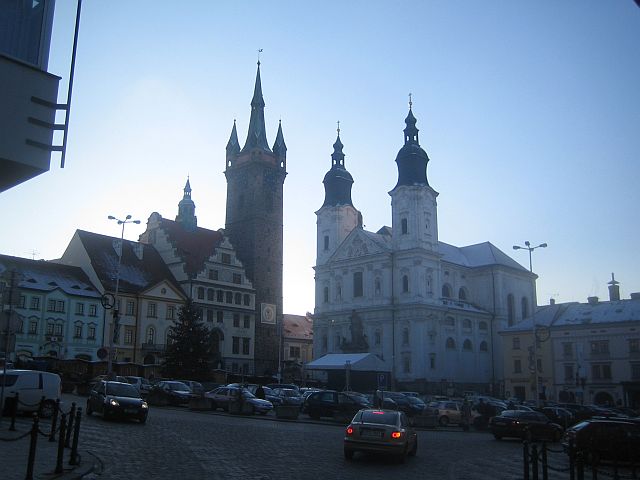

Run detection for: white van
[[0, 369, 62, 417]]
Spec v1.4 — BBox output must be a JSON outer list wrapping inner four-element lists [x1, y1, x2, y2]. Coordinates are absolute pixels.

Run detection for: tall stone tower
[[224, 62, 287, 376]]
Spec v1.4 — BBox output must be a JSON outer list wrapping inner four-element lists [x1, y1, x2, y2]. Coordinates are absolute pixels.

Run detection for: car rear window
[[361, 411, 398, 425]]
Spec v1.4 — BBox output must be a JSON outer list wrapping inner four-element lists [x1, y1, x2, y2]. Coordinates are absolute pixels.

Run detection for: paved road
[[63, 394, 573, 480]]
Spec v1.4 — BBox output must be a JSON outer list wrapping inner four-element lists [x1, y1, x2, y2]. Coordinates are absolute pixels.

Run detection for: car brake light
[[391, 431, 402, 439], [346, 426, 354, 436], [372, 411, 384, 415]]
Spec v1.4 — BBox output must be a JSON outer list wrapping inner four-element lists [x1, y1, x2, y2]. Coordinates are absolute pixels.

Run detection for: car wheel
[[139, 416, 147, 424], [40, 400, 56, 419], [210, 400, 217, 411], [309, 409, 320, 420], [397, 446, 408, 464], [439, 416, 449, 427], [344, 448, 354, 460], [409, 439, 418, 457]]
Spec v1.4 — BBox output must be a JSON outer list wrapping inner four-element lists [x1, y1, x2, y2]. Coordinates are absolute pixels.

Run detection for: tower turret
[[272, 120, 287, 170], [176, 178, 197, 232]]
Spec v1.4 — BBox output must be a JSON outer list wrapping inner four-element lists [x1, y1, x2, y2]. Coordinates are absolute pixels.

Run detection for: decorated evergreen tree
[[162, 298, 215, 381]]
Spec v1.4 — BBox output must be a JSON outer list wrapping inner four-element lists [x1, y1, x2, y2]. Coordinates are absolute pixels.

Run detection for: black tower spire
[[272, 120, 287, 169], [393, 102, 430, 190], [226, 120, 240, 156], [322, 126, 354, 207], [241, 62, 271, 153]]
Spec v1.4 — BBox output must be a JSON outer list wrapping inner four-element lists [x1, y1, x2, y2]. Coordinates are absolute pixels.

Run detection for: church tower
[[316, 128, 361, 266], [224, 62, 287, 376], [175, 178, 197, 232], [389, 102, 439, 253]]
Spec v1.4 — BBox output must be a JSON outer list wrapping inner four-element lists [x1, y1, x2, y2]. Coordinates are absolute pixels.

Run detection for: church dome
[[322, 133, 355, 207], [393, 107, 430, 189]]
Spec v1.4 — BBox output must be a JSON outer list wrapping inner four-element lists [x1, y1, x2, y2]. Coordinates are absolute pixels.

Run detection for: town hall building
[[313, 105, 536, 395]]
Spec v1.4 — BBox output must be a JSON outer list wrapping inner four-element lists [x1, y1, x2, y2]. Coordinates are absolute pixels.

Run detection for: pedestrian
[[374, 389, 383, 408], [461, 399, 471, 432], [256, 384, 265, 400]]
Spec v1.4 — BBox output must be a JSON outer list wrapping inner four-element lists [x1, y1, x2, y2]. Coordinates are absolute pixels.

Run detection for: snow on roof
[[306, 353, 391, 371], [283, 313, 313, 340]]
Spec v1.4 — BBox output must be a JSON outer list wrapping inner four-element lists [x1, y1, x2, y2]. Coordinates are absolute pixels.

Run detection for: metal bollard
[[69, 407, 82, 466], [65, 402, 76, 448], [25, 414, 39, 480], [9, 392, 18, 431], [49, 398, 60, 442], [569, 439, 575, 480], [55, 413, 67, 474], [576, 451, 584, 480], [531, 444, 539, 480], [523, 440, 530, 480], [542, 441, 548, 480]]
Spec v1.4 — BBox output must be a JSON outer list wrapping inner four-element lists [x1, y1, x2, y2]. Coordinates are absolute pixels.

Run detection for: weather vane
[[257, 48, 263, 64], [337, 120, 340, 136], [409, 92, 413, 109]]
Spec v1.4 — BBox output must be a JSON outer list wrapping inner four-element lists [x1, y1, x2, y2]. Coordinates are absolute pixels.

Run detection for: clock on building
[[261, 303, 276, 324]]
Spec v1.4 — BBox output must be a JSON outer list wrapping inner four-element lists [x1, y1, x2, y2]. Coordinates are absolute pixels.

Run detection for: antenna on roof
[[27, 249, 40, 260]]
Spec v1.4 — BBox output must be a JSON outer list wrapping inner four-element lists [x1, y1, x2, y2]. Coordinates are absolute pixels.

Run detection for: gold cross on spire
[[409, 92, 413, 109], [337, 120, 340, 136]]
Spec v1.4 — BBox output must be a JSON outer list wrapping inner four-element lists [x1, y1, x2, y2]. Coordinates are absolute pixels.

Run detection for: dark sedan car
[[344, 409, 418, 463], [304, 390, 371, 420], [562, 419, 640, 462], [86, 381, 148, 423], [490, 410, 563, 441], [146, 381, 194, 406]]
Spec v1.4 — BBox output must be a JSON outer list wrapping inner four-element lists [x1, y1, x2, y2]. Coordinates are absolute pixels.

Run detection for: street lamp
[[512, 240, 547, 407], [107, 214, 140, 379]]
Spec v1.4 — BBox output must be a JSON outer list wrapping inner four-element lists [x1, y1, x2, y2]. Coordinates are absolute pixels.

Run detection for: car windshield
[[500, 410, 520, 418], [360, 411, 398, 426], [241, 389, 256, 399], [106, 383, 140, 397], [282, 389, 298, 397], [407, 397, 425, 405], [167, 382, 190, 391]]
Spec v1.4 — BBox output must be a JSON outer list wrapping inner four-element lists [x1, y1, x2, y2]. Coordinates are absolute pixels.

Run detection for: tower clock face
[[261, 303, 276, 324]]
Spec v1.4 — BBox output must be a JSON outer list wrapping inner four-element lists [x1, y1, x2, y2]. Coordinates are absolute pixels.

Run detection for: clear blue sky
[[2, 1, 639, 315]]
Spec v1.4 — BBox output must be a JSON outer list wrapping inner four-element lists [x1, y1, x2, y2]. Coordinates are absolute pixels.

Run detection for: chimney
[[631, 292, 640, 300], [587, 296, 599, 305], [608, 273, 620, 301], [550, 298, 556, 305]]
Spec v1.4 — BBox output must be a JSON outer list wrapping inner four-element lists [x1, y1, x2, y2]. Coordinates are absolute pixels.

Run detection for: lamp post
[[512, 240, 547, 407], [106, 215, 140, 379]]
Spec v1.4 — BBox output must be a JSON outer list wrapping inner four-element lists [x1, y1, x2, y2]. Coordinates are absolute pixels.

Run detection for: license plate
[[361, 428, 383, 438], [125, 408, 138, 414]]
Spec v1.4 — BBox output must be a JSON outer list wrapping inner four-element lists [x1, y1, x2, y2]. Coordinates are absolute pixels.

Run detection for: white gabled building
[[313, 107, 535, 395]]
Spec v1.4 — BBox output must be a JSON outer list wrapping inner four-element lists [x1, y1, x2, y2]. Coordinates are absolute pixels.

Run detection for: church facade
[[313, 106, 536, 394]]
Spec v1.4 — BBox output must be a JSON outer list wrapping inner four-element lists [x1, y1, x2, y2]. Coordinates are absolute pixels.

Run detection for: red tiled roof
[[283, 313, 313, 340], [159, 219, 224, 277]]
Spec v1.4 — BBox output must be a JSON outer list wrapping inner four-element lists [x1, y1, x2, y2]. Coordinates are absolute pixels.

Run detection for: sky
[[1, 1, 639, 315]]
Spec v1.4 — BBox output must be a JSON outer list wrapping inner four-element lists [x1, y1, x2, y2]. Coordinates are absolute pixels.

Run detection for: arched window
[[146, 326, 155, 344], [521, 297, 529, 319], [446, 337, 456, 349], [234, 293, 242, 305], [463, 319, 472, 330], [442, 284, 452, 298], [463, 339, 473, 351], [444, 316, 455, 327], [458, 287, 467, 301], [197, 287, 205, 300], [207, 289, 214, 301], [165, 329, 172, 346], [479, 321, 488, 331], [507, 294, 515, 326], [374, 278, 381, 296], [402, 327, 409, 345], [402, 275, 409, 293], [480, 341, 488, 352], [401, 218, 408, 234]]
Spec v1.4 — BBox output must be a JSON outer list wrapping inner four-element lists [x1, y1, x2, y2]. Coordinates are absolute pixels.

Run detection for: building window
[[197, 287, 205, 300], [206, 309, 214, 322], [513, 337, 520, 350], [458, 288, 467, 301], [243, 294, 250, 306], [631, 362, 640, 380], [335, 334, 341, 348], [403, 356, 411, 373], [374, 329, 381, 346], [18, 295, 26, 308], [564, 364, 574, 382], [401, 218, 408, 234], [402, 275, 409, 293], [233, 314, 240, 328], [232, 336, 240, 354], [324, 235, 329, 251], [629, 339, 639, 354], [217, 290, 224, 302], [322, 335, 328, 352], [289, 346, 300, 359], [402, 327, 409, 345], [217, 311, 224, 323], [462, 319, 472, 330], [233, 273, 242, 284], [75, 303, 84, 315], [88, 325, 96, 340], [479, 341, 488, 352], [479, 321, 488, 331], [74, 324, 82, 338], [514, 359, 522, 374], [146, 327, 155, 344], [243, 315, 250, 328], [444, 316, 455, 327], [429, 353, 436, 369], [147, 302, 157, 318], [124, 328, 133, 345], [323, 287, 329, 304], [442, 284, 451, 298], [591, 341, 609, 355], [29, 321, 38, 334], [446, 337, 456, 350], [30, 297, 40, 310], [209, 269, 219, 280], [221, 253, 231, 264], [54, 323, 62, 335], [507, 294, 515, 326], [242, 337, 250, 355], [234, 293, 242, 305], [353, 272, 363, 298], [207, 289, 214, 301], [47, 299, 65, 313], [463, 339, 472, 351], [232, 362, 238, 373], [226, 292, 233, 303], [126, 300, 135, 315], [591, 363, 612, 380], [88, 304, 97, 317], [521, 297, 529, 319], [562, 342, 573, 358], [374, 278, 381, 296], [167, 305, 175, 320]]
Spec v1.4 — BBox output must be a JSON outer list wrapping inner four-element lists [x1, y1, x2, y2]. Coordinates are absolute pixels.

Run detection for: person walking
[[255, 384, 265, 400], [461, 399, 472, 432]]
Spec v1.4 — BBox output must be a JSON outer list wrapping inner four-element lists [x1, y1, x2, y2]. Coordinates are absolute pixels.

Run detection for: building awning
[[305, 353, 390, 372]]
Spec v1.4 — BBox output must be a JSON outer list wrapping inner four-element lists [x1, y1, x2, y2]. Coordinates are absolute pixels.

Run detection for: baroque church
[[313, 105, 535, 394]]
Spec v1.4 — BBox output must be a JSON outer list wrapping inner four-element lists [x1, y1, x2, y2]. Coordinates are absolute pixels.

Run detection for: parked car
[[86, 380, 148, 423], [261, 386, 283, 406], [304, 390, 371, 420], [124, 376, 151, 396], [557, 403, 594, 423], [378, 392, 423, 417], [428, 400, 463, 426], [0, 369, 61, 418], [562, 418, 640, 463], [205, 386, 273, 414], [177, 380, 204, 396], [344, 409, 418, 462], [271, 387, 303, 407], [490, 410, 563, 441], [146, 381, 194, 406], [265, 383, 300, 393], [542, 406, 575, 429]]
